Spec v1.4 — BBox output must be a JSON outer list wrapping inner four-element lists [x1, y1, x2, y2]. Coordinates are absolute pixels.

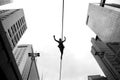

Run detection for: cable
[[59, 0, 64, 80], [61, 0, 64, 40], [59, 58, 62, 80]]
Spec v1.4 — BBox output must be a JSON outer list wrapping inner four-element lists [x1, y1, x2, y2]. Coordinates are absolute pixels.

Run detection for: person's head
[[59, 38, 62, 41]]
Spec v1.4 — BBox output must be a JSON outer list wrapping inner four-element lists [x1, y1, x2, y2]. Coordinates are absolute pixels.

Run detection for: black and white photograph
[[0, 0, 120, 80]]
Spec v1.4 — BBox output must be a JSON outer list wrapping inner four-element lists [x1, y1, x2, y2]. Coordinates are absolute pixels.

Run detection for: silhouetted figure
[[53, 35, 66, 59]]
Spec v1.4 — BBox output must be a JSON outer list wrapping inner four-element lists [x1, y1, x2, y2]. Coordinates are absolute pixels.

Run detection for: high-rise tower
[[13, 44, 40, 80], [0, 9, 27, 80], [86, 2, 120, 80], [0, 9, 27, 50]]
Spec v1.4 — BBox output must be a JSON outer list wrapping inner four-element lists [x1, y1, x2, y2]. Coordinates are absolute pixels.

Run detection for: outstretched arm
[[53, 35, 59, 42], [63, 36, 66, 42]]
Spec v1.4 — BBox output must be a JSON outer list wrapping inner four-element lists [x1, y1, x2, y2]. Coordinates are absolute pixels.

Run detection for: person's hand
[[64, 36, 66, 39], [63, 36, 66, 42], [53, 35, 55, 37]]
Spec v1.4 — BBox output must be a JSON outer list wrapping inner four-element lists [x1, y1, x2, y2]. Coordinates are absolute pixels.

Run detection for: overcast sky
[[1, 0, 120, 80]]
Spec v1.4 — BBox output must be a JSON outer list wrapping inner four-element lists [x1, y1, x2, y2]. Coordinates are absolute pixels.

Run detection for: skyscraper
[[13, 44, 40, 80], [0, 9, 27, 50], [91, 38, 120, 80], [0, 8, 28, 80], [86, 2, 120, 80]]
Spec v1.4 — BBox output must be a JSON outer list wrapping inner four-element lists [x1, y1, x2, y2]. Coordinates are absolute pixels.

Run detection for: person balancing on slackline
[[53, 35, 66, 59]]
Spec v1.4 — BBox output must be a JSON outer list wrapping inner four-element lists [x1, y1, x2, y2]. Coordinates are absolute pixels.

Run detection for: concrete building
[[0, 8, 27, 80], [0, 0, 12, 6], [0, 9, 27, 50], [91, 38, 120, 80], [0, 8, 39, 80], [87, 3, 120, 42], [86, 2, 120, 80], [0, 39, 23, 80], [88, 75, 107, 80], [13, 44, 40, 80]]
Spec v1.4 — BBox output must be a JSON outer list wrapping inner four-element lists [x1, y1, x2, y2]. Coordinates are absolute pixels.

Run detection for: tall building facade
[[86, 2, 120, 80], [0, 9, 27, 49], [0, 9, 27, 80], [13, 44, 40, 80], [91, 38, 120, 80]]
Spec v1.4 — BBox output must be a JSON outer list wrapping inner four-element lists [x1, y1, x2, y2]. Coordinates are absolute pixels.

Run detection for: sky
[[1, 0, 120, 80]]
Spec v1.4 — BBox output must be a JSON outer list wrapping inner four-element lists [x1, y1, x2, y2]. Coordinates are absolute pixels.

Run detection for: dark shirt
[[58, 42, 64, 49]]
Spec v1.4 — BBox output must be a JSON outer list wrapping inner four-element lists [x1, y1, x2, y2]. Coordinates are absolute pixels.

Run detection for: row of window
[[13, 48, 20, 58], [15, 48, 23, 63], [11, 24, 27, 48], [14, 45, 27, 60], [17, 47, 27, 66], [8, 16, 25, 38]]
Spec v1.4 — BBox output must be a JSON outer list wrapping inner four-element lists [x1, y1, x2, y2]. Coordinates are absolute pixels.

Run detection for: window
[[17, 32, 20, 40], [23, 16, 25, 23], [23, 24, 27, 32], [11, 39, 15, 47], [16, 33, 19, 41], [18, 20, 20, 27], [20, 29, 23, 35], [14, 36, 17, 44], [21, 28, 23, 35], [19, 30, 21, 38], [20, 18, 22, 27], [16, 21, 19, 29], [21, 17, 24, 24], [24, 24, 27, 30], [19, 19, 21, 27], [15, 24, 17, 32], [20, 18, 22, 25], [22, 26, 24, 33], [11, 26, 15, 35], [13, 24, 17, 32], [8, 29, 12, 38], [21, 17, 23, 24]]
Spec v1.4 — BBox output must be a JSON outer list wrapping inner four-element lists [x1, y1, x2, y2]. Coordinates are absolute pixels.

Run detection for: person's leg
[[60, 48, 64, 59]]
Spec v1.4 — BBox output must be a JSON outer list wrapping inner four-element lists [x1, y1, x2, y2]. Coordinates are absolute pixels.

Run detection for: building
[[88, 75, 107, 80], [0, 9, 27, 50], [0, 38, 23, 80], [91, 38, 120, 80], [86, 2, 120, 80], [0, 0, 12, 6], [86, 3, 120, 42], [0, 8, 39, 80], [13, 44, 40, 80], [0, 8, 27, 80]]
